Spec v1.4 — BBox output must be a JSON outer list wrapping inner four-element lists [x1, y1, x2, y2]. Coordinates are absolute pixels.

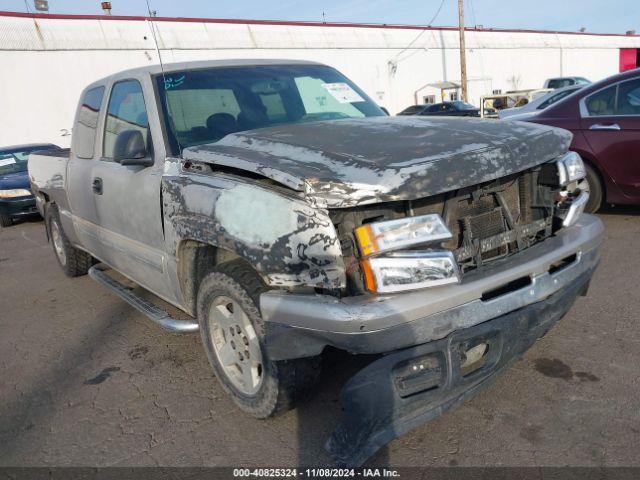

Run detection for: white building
[[1, 10, 639, 147]]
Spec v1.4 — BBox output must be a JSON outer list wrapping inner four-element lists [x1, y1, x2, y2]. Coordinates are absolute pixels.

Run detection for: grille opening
[[481, 275, 532, 301], [549, 253, 577, 275]]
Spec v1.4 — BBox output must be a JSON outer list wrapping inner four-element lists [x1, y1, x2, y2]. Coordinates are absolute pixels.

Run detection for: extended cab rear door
[[91, 74, 176, 303], [579, 77, 640, 200], [67, 85, 106, 252]]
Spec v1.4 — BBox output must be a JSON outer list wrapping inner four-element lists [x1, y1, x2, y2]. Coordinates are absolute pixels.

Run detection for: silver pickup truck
[[29, 59, 604, 466]]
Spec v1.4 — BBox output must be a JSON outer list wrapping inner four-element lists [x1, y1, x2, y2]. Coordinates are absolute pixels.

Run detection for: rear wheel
[[197, 260, 320, 418], [584, 164, 603, 214], [47, 206, 93, 277]]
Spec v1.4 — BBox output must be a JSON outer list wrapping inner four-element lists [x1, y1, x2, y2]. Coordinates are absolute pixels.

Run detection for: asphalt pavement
[[1, 208, 639, 467]]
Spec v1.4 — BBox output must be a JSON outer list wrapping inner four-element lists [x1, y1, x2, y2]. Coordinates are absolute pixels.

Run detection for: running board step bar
[[88, 264, 199, 333]]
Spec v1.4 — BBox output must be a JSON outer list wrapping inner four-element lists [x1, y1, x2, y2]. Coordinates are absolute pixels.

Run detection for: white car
[[498, 85, 583, 120], [543, 76, 591, 89]]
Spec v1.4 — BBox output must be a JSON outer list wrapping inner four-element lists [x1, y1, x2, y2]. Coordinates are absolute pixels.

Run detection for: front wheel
[[197, 260, 320, 418]]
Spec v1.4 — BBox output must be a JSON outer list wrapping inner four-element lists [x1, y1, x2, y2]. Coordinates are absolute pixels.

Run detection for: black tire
[[584, 163, 603, 214], [46, 206, 93, 277], [0, 211, 12, 228], [197, 259, 320, 419]]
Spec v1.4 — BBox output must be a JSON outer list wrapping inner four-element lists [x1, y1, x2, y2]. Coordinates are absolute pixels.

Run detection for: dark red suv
[[519, 68, 640, 212]]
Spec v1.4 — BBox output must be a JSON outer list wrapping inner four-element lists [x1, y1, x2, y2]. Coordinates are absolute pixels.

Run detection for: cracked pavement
[[0, 208, 639, 467]]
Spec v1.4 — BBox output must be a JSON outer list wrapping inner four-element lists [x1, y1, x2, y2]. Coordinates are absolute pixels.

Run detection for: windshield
[[155, 64, 385, 154], [452, 101, 477, 110], [0, 150, 31, 175]]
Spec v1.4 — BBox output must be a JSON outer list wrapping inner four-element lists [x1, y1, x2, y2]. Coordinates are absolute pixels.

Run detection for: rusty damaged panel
[[182, 116, 571, 208], [162, 169, 346, 289]]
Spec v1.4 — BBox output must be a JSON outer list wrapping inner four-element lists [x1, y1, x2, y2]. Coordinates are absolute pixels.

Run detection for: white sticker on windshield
[[0, 157, 16, 167], [321, 83, 365, 104]]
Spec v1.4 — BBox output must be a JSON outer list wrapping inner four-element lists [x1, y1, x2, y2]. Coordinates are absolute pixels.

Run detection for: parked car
[[0, 143, 59, 227], [520, 68, 640, 213], [398, 101, 480, 117], [499, 85, 584, 119], [480, 89, 552, 118], [29, 59, 603, 466], [543, 76, 591, 89]]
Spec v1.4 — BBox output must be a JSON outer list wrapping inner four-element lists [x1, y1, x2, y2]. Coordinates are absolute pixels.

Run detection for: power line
[[392, 0, 447, 60]]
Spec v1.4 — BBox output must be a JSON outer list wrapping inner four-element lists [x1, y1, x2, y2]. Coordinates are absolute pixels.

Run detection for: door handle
[[589, 123, 621, 131], [92, 177, 103, 195]]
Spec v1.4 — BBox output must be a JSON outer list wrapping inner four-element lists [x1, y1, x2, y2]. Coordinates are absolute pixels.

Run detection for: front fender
[[162, 172, 346, 289]]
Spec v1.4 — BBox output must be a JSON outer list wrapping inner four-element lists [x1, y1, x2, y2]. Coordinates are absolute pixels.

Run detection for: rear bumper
[[0, 196, 38, 218], [261, 214, 604, 360], [326, 266, 593, 467]]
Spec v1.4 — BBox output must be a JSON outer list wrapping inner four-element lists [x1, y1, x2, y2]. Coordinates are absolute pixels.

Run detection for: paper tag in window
[[321, 83, 364, 103], [0, 157, 16, 167]]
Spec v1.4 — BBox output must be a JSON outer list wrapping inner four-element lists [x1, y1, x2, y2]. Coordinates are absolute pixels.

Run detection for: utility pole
[[457, 0, 468, 102]]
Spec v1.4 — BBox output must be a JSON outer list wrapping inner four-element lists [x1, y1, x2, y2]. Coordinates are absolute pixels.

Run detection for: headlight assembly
[[361, 251, 461, 293], [0, 188, 32, 198], [557, 151, 586, 186], [355, 214, 452, 256]]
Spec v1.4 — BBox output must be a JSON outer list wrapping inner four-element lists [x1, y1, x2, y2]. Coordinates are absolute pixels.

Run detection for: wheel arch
[[572, 148, 607, 202], [176, 238, 261, 316]]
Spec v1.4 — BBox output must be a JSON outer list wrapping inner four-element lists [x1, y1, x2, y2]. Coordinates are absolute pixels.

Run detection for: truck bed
[[28, 149, 71, 215]]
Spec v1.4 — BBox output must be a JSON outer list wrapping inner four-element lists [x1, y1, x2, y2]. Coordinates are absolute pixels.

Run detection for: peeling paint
[[162, 173, 345, 290], [216, 184, 299, 245], [182, 116, 571, 208]]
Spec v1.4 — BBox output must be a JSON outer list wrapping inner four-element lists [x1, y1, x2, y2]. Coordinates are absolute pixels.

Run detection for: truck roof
[[87, 58, 324, 87]]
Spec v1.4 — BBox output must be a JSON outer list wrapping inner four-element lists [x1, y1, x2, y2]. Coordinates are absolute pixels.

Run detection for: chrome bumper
[[260, 214, 604, 359]]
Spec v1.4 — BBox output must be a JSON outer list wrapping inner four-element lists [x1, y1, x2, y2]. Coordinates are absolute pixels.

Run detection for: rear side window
[[103, 80, 150, 159], [585, 85, 616, 116], [74, 86, 104, 159]]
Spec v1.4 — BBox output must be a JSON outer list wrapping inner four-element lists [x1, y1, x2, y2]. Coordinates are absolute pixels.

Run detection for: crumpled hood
[[182, 116, 571, 208]]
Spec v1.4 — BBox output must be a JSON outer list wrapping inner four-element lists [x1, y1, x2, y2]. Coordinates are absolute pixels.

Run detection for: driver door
[[91, 77, 176, 303]]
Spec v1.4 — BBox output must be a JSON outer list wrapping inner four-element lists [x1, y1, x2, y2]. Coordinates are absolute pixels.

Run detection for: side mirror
[[113, 130, 153, 166]]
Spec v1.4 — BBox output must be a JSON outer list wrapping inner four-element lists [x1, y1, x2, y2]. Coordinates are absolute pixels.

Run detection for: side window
[[585, 85, 617, 116], [74, 86, 104, 159], [615, 79, 640, 115], [103, 80, 150, 160]]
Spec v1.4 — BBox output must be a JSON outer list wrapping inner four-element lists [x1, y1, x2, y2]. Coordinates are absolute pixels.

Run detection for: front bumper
[[326, 266, 593, 467], [262, 214, 604, 360], [0, 196, 38, 218]]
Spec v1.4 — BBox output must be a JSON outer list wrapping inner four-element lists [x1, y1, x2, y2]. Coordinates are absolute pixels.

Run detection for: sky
[[0, 0, 638, 35]]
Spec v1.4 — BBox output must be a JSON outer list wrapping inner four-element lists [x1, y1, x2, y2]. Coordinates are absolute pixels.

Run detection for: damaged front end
[[331, 152, 587, 297], [177, 118, 598, 466], [318, 154, 597, 465], [326, 266, 593, 467]]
